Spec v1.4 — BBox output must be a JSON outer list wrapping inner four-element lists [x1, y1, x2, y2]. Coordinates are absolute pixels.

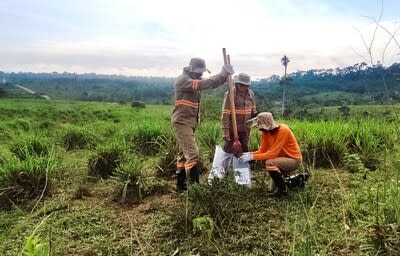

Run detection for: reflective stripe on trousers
[[172, 122, 199, 171]]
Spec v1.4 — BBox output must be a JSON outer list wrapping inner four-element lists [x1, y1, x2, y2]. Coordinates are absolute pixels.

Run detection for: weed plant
[[343, 153, 369, 173], [23, 233, 49, 256]]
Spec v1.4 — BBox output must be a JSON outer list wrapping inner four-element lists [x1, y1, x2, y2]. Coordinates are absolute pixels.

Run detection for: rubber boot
[[267, 171, 288, 197], [297, 173, 310, 187], [176, 169, 187, 191], [189, 165, 200, 184], [285, 173, 310, 188], [268, 180, 277, 193]]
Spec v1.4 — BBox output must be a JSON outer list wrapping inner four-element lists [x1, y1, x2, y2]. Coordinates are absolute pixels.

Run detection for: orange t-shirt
[[251, 124, 302, 161]]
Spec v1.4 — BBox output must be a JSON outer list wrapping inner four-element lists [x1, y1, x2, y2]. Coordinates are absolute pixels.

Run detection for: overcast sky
[[1, 0, 399, 79]]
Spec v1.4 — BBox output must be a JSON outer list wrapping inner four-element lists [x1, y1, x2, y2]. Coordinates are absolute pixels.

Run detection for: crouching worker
[[172, 57, 234, 191], [239, 112, 303, 197]]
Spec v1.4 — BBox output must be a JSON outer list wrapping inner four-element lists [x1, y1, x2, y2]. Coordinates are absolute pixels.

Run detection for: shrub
[[131, 101, 146, 108]]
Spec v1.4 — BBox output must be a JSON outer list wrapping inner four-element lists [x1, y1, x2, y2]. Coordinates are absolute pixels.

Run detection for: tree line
[[0, 62, 399, 109]]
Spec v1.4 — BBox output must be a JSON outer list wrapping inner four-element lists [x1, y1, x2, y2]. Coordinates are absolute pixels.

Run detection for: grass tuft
[[61, 127, 97, 151]]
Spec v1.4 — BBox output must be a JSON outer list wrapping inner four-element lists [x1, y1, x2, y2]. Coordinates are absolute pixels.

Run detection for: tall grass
[[1, 99, 399, 255], [197, 121, 221, 159], [290, 119, 395, 170], [10, 135, 52, 161], [0, 147, 58, 208], [129, 121, 168, 155], [154, 130, 180, 176], [87, 142, 126, 178], [61, 126, 97, 151], [114, 155, 168, 202]]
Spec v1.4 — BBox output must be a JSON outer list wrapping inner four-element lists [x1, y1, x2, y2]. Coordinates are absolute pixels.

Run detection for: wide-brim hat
[[188, 57, 210, 74], [234, 73, 251, 86], [246, 112, 280, 130]]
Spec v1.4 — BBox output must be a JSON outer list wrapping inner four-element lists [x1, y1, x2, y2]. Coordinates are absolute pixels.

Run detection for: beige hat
[[246, 112, 280, 130], [188, 58, 210, 74], [234, 73, 251, 86]]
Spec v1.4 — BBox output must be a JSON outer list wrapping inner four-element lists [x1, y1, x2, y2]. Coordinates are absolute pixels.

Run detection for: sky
[[0, 0, 399, 79]]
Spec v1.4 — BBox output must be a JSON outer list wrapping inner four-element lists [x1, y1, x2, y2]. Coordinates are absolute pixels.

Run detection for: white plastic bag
[[208, 145, 232, 184], [232, 156, 252, 187]]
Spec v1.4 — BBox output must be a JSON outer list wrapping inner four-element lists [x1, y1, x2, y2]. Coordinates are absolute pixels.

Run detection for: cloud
[[0, 0, 399, 77]]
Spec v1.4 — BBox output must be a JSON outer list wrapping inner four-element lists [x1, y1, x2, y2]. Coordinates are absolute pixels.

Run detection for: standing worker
[[173, 57, 234, 191], [239, 112, 303, 197], [221, 73, 257, 154]]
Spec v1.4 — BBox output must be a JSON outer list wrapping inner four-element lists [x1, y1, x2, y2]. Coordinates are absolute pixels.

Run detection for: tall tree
[[280, 54, 290, 117]]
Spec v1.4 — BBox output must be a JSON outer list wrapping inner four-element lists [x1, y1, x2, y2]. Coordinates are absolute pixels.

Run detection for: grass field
[[0, 99, 399, 255]]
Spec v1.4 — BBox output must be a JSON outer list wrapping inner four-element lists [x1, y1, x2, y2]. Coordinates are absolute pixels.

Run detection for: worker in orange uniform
[[239, 112, 302, 197], [172, 57, 234, 191], [221, 73, 257, 154]]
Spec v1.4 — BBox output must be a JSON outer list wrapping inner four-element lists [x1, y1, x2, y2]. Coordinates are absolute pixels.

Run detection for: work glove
[[239, 152, 253, 163], [220, 64, 234, 76]]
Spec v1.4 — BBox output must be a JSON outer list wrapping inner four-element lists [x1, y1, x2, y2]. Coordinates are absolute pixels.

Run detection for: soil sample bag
[[208, 145, 232, 183], [232, 156, 251, 187]]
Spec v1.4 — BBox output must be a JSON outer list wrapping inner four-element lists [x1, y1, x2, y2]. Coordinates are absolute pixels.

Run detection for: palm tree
[[280, 55, 290, 117]]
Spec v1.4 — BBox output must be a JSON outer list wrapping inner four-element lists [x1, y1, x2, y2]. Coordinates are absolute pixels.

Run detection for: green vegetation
[[1, 62, 399, 112], [0, 99, 399, 255]]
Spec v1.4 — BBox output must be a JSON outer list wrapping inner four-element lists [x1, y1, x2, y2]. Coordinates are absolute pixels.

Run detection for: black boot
[[176, 169, 187, 191], [267, 171, 288, 197], [189, 165, 200, 184], [285, 173, 310, 188]]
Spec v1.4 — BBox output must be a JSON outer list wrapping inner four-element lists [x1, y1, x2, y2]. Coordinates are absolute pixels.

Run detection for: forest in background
[[1, 62, 399, 113]]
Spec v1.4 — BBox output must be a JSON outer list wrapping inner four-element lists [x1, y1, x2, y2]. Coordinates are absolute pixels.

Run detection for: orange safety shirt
[[252, 124, 302, 161], [172, 68, 227, 128], [221, 86, 257, 133]]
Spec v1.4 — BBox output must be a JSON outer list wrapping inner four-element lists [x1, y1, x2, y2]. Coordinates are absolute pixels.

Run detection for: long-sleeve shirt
[[172, 68, 227, 128], [221, 86, 257, 135], [251, 124, 302, 161]]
